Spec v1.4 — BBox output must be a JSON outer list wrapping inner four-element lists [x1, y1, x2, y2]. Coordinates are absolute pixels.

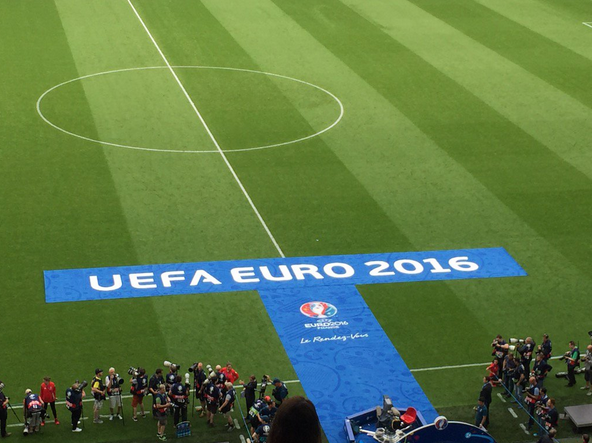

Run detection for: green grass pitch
[[1, 0, 592, 442]]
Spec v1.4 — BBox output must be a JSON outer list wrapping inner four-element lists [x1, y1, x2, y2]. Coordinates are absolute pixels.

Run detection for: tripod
[[7, 402, 22, 424]]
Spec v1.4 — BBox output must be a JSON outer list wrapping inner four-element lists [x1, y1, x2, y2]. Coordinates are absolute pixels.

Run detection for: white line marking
[[508, 407, 518, 418], [36, 66, 344, 154], [583, 22, 592, 29], [234, 418, 241, 429], [497, 392, 506, 403], [239, 435, 247, 443], [519, 423, 530, 434], [127, 0, 285, 258], [410, 355, 563, 373]]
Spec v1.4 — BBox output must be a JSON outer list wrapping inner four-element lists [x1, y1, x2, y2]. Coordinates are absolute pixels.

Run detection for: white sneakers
[[72, 428, 83, 433]]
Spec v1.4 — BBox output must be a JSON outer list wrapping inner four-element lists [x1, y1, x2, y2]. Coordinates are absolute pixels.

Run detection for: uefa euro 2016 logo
[[300, 301, 337, 318]]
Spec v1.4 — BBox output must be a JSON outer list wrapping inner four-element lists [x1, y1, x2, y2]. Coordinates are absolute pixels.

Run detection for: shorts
[[220, 404, 233, 415], [585, 369, 591, 382], [157, 416, 168, 426], [94, 399, 104, 410], [109, 395, 122, 409], [131, 395, 144, 408], [206, 402, 217, 414]]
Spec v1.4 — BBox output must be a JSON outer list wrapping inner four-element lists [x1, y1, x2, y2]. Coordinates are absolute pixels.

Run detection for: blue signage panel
[[259, 285, 438, 443], [44, 248, 526, 303]]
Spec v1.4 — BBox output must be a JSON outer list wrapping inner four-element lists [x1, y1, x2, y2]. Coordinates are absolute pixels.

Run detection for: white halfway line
[[127, 0, 285, 259], [583, 22, 592, 29]]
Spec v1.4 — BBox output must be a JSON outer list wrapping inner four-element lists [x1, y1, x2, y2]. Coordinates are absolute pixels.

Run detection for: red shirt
[[40, 382, 56, 403], [220, 368, 239, 383]]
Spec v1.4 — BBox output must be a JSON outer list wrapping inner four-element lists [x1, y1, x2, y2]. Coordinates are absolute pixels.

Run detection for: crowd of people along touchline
[[476, 333, 592, 442], [0, 361, 299, 442]]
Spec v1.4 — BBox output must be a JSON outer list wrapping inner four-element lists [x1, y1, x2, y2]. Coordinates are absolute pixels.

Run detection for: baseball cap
[[95, 368, 103, 375], [272, 378, 281, 384]]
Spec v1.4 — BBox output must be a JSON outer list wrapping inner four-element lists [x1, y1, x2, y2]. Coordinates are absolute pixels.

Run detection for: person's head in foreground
[[268, 396, 321, 443]]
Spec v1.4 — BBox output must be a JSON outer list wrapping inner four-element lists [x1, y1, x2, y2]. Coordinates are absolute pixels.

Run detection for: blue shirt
[[475, 404, 487, 425]]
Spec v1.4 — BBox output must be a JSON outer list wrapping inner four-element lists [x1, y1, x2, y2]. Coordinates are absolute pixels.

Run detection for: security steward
[[169, 375, 189, 426], [271, 378, 288, 407], [0, 381, 10, 438], [65, 383, 85, 432], [23, 389, 44, 435]]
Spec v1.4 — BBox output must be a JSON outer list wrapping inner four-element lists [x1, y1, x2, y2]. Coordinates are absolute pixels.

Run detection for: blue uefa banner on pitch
[[260, 285, 438, 443], [44, 247, 526, 303]]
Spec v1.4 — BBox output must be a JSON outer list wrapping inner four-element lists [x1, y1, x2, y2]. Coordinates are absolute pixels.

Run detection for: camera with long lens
[[509, 338, 525, 352], [0, 382, 4, 392], [74, 380, 88, 392], [128, 367, 140, 377], [188, 363, 199, 373], [559, 351, 571, 361], [164, 361, 181, 371], [114, 374, 125, 385]]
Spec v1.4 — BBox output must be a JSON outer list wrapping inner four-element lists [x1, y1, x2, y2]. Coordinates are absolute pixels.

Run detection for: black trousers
[[44, 402, 57, 420], [0, 409, 7, 437], [484, 401, 491, 427], [71, 409, 82, 430], [567, 365, 576, 385], [173, 405, 187, 425]]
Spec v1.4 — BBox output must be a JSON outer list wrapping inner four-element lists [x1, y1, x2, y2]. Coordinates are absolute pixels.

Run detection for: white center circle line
[[36, 66, 345, 154]]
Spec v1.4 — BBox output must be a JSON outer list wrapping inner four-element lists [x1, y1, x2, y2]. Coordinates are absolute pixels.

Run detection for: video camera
[[164, 361, 181, 372], [376, 395, 402, 433], [259, 375, 270, 398], [128, 367, 140, 377]]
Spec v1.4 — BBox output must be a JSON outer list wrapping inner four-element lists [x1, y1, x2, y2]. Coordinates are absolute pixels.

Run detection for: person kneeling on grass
[[153, 385, 171, 441]]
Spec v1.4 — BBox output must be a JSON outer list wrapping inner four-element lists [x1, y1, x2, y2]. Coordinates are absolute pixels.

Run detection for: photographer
[[240, 375, 258, 411], [22, 389, 44, 435], [535, 387, 549, 434], [502, 353, 517, 397], [248, 397, 269, 433], [0, 381, 10, 438], [169, 375, 189, 426], [130, 367, 148, 421], [565, 341, 580, 387], [149, 369, 164, 416], [542, 398, 558, 430], [491, 335, 509, 369], [259, 397, 278, 423], [164, 363, 178, 391], [153, 385, 171, 441], [583, 344, 592, 395], [519, 337, 536, 373], [271, 378, 288, 407], [538, 334, 552, 360], [91, 369, 106, 424], [105, 368, 123, 421], [65, 382, 85, 432], [203, 373, 220, 428], [40, 377, 59, 426], [219, 381, 236, 431], [524, 376, 540, 431], [512, 361, 526, 402], [532, 352, 552, 388], [252, 414, 271, 443], [190, 363, 206, 417]]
